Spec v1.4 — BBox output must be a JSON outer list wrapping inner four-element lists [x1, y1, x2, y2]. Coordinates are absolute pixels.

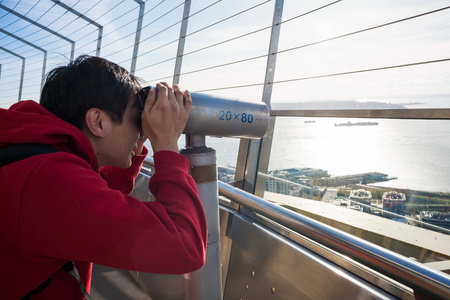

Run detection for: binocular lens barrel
[[184, 92, 269, 139], [141, 87, 270, 139]]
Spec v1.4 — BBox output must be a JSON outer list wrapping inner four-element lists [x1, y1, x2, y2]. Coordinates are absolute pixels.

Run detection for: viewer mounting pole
[[180, 135, 223, 300], [179, 92, 268, 300], [175, 2, 223, 297]]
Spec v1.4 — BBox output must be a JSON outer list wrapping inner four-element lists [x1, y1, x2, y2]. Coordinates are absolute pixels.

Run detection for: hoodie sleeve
[[99, 147, 149, 194], [19, 151, 207, 274]]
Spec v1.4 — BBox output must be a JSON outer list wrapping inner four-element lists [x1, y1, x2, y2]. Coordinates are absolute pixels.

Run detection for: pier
[[321, 172, 396, 186]]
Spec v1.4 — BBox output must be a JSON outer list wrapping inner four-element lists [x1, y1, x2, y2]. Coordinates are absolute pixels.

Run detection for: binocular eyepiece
[[136, 86, 152, 115], [137, 86, 270, 139]]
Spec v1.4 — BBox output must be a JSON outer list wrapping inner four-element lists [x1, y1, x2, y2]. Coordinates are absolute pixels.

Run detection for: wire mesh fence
[[1, 0, 449, 109]]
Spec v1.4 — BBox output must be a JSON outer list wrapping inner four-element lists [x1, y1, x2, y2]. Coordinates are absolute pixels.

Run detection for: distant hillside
[[271, 100, 415, 110]]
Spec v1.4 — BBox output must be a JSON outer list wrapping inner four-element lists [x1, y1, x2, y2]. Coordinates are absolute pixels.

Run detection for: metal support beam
[[173, 0, 191, 84], [270, 108, 450, 120], [0, 47, 26, 102], [0, 29, 47, 92], [234, 0, 284, 197], [0, 29, 46, 93], [0, 4, 75, 61], [51, 0, 103, 57], [130, 0, 146, 75]]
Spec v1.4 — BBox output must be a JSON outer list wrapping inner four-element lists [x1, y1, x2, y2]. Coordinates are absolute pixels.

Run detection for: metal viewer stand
[[180, 92, 269, 299]]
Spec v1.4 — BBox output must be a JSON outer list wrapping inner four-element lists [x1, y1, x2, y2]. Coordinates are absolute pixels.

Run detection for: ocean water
[[165, 98, 450, 194], [204, 117, 450, 194], [269, 117, 450, 193]]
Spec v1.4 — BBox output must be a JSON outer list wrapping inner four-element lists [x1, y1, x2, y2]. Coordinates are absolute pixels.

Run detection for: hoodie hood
[[0, 100, 98, 170]]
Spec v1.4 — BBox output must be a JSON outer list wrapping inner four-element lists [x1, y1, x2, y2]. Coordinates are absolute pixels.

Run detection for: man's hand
[[135, 135, 147, 155], [141, 82, 192, 153]]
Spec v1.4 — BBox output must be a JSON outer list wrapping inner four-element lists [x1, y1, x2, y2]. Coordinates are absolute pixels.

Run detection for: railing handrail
[[143, 156, 450, 299], [216, 180, 450, 299], [270, 108, 450, 120]]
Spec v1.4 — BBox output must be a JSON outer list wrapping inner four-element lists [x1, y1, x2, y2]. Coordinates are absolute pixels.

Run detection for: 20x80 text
[[219, 111, 253, 123]]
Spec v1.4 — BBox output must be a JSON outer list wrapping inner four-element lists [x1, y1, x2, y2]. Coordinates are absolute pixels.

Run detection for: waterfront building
[[420, 211, 450, 233], [382, 191, 406, 217], [218, 167, 235, 184], [266, 171, 292, 195], [350, 189, 372, 213]]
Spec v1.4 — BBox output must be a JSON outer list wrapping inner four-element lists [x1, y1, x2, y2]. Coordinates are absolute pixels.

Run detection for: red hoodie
[[0, 100, 207, 299]]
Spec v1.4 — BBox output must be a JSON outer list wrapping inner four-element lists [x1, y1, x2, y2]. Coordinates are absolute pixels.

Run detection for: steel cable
[[0, 0, 37, 32], [193, 58, 450, 93], [177, 2, 450, 77], [142, 0, 339, 79], [136, 0, 270, 72], [1, 1, 449, 91], [172, 5, 450, 92]]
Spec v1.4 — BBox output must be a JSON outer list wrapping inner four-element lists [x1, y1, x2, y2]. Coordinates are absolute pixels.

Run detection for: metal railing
[[144, 156, 450, 299], [217, 179, 450, 299], [270, 108, 450, 120]]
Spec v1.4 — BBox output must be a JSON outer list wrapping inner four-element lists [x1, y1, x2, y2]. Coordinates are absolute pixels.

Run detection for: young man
[[0, 55, 207, 299]]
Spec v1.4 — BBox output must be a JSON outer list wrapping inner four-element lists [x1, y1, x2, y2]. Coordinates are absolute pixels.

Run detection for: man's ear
[[85, 108, 107, 138]]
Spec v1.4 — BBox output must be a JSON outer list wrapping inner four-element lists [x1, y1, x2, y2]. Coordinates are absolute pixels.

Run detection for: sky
[[0, 0, 449, 109]]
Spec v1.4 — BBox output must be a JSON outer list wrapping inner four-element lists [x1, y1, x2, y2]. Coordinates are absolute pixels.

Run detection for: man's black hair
[[40, 55, 141, 130]]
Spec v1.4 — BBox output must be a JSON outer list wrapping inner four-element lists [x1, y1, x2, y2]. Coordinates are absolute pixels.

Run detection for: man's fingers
[[157, 82, 171, 101], [143, 88, 156, 113], [149, 82, 190, 113], [172, 83, 184, 106], [183, 89, 192, 110]]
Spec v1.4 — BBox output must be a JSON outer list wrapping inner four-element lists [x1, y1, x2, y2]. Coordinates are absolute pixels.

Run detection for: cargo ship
[[335, 121, 379, 126]]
